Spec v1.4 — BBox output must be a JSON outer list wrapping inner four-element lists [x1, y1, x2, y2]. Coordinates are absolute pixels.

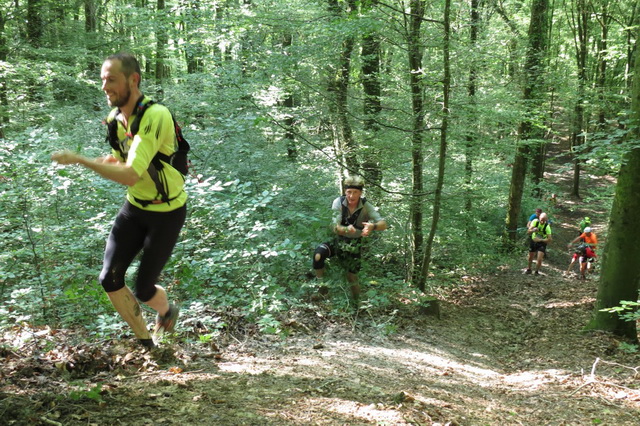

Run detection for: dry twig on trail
[[570, 357, 640, 396]]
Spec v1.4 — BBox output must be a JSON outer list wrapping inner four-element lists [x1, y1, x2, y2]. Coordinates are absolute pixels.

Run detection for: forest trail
[[2, 140, 639, 425]]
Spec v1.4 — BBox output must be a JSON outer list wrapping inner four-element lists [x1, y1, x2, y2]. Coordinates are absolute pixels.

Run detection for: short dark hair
[[106, 53, 142, 87]]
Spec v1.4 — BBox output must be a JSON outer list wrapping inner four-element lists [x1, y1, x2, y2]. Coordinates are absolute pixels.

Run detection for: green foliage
[[617, 342, 638, 354], [0, 0, 635, 342], [600, 300, 640, 323], [68, 383, 103, 403]]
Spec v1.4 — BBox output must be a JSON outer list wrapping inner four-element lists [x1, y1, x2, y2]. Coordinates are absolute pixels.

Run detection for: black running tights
[[99, 201, 186, 302]]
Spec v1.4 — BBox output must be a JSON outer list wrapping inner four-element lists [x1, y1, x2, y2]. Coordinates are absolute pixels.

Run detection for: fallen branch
[[40, 417, 63, 426], [570, 357, 640, 396]]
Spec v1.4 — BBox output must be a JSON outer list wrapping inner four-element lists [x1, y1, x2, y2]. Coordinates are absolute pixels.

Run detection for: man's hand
[[51, 150, 139, 186], [362, 222, 375, 237], [97, 154, 120, 164], [51, 150, 82, 165]]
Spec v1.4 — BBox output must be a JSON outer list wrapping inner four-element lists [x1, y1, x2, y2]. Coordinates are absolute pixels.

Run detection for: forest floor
[[2, 143, 640, 425]]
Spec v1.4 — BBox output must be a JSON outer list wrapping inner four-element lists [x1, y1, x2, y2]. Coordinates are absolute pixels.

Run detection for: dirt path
[[2, 142, 639, 425], [2, 267, 638, 425]]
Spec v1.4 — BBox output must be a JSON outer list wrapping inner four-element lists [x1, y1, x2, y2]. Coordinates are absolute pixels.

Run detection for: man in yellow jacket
[[51, 53, 185, 348], [526, 213, 552, 275]]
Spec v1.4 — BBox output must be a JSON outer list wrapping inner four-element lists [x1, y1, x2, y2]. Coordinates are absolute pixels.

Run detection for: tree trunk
[[504, 0, 550, 244], [183, 1, 204, 74], [361, 0, 382, 198], [623, 2, 639, 93], [26, 0, 43, 48], [281, 33, 298, 161], [491, 2, 520, 79], [529, 0, 555, 195], [155, 0, 168, 89], [595, 2, 611, 130], [417, 0, 451, 292], [327, 0, 358, 174], [569, 0, 588, 198], [408, 0, 425, 282], [84, 0, 99, 74], [85, 0, 97, 32], [585, 17, 640, 342], [504, 129, 530, 244], [585, 146, 640, 341], [0, 9, 6, 138], [465, 0, 480, 230]]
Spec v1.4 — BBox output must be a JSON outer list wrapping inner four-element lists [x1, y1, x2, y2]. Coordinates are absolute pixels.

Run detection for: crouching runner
[[312, 175, 387, 301]]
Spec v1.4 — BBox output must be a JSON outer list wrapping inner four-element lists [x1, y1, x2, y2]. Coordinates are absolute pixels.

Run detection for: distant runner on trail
[[578, 216, 592, 235], [525, 213, 552, 276], [51, 53, 185, 349], [312, 175, 387, 301], [565, 244, 597, 280], [568, 227, 598, 251], [526, 208, 543, 229], [567, 227, 598, 275]]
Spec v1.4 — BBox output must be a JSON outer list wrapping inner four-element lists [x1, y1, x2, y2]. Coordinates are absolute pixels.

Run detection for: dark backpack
[[575, 243, 588, 256], [340, 195, 367, 230], [105, 99, 190, 206]]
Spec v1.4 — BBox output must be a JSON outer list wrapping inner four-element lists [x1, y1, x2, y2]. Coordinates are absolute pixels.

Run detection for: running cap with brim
[[584, 227, 592, 233]]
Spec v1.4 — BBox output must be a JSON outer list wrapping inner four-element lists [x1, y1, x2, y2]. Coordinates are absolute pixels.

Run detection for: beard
[[107, 87, 132, 108]]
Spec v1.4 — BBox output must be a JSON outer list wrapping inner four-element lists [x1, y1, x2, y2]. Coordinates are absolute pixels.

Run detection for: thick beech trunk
[[586, 38, 640, 341]]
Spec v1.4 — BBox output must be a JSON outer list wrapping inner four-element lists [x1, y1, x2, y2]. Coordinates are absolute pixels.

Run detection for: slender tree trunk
[[361, 0, 382, 198], [327, 0, 359, 174], [183, 1, 204, 74], [155, 0, 168, 89], [595, 3, 611, 130], [465, 0, 480, 230], [26, 0, 43, 48], [85, 0, 97, 32], [408, 0, 425, 282], [491, 1, 520, 78], [529, 0, 557, 192], [624, 2, 639, 93], [0, 9, 6, 138], [569, 0, 588, 198], [84, 0, 99, 74], [505, 129, 530, 244], [504, 0, 550, 244], [417, 0, 450, 292], [281, 33, 298, 161], [335, 35, 357, 172]]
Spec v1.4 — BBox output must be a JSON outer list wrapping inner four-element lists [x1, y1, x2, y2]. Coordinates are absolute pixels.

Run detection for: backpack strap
[[153, 114, 191, 174], [340, 196, 367, 230], [105, 109, 122, 154], [129, 99, 155, 137], [104, 97, 179, 207], [530, 219, 547, 232]]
